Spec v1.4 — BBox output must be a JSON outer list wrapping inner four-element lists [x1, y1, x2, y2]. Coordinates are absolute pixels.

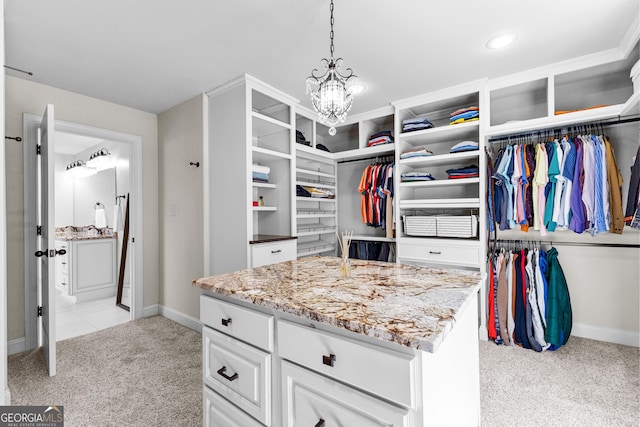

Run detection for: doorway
[[22, 114, 144, 351]]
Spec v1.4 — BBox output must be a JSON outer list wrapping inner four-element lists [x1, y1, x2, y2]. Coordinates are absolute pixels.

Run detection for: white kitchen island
[[193, 256, 482, 427]]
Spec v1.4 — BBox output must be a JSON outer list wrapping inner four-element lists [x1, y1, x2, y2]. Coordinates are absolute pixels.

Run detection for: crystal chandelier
[[306, 0, 357, 136]]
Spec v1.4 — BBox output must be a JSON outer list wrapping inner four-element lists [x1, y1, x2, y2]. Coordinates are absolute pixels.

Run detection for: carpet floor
[[8, 316, 640, 426], [8, 316, 201, 427]]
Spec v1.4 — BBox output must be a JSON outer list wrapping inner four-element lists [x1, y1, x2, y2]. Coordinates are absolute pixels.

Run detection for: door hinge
[[36, 145, 41, 155], [37, 306, 43, 317], [37, 225, 42, 236]]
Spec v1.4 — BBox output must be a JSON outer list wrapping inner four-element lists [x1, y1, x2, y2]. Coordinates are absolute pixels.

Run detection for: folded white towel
[[252, 164, 271, 174]]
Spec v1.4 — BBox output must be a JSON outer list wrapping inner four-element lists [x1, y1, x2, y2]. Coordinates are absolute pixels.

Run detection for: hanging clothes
[[358, 163, 395, 231], [487, 242, 571, 352]]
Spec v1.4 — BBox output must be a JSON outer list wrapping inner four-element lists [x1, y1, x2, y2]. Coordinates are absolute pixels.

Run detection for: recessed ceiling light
[[349, 82, 367, 94], [486, 32, 518, 50]]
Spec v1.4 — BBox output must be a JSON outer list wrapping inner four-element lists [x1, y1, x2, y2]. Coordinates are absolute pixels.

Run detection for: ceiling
[[5, 1, 639, 116]]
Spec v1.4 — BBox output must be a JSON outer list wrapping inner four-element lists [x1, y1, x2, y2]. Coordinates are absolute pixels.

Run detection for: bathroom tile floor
[[55, 293, 131, 342]]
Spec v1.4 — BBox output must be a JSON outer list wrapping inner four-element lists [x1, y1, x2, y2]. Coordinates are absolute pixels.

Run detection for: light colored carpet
[[479, 336, 640, 426], [8, 316, 201, 427], [8, 316, 639, 426]]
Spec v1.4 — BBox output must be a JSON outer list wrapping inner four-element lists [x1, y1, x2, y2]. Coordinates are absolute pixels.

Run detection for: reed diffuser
[[336, 230, 353, 278]]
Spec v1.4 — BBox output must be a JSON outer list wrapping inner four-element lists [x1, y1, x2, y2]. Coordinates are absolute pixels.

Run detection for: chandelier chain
[[329, 0, 334, 58]]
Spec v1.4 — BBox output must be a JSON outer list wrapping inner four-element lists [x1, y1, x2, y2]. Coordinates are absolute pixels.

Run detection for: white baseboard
[[159, 305, 202, 334], [3, 388, 10, 405], [142, 304, 159, 317], [572, 323, 639, 347], [7, 337, 25, 356]]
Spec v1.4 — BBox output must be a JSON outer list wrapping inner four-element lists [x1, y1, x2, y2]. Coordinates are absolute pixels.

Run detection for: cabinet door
[[72, 239, 116, 293], [203, 327, 271, 425], [282, 361, 410, 427], [203, 386, 263, 427]]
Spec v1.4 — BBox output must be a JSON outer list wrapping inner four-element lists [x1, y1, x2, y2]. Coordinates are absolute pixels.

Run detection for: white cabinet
[[204, 385, 264, 427], [281, 361, 409, 427], [55, 238, 117, 303], [207, 75, 296, 275], [250, 239, 297, 268], [392, 80, 486, 269]]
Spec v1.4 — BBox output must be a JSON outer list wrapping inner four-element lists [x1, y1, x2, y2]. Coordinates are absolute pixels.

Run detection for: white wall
[[4, 75, 159, 341], [157, 94, 204, 322], [54, 154, 74, 227]]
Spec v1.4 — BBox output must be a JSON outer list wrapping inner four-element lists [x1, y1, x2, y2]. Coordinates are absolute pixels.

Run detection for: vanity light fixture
[[486, 32, 518, 50], [306, 0, 358, 136], [65, 160, 96, 178], [86, 148, 112, 170]]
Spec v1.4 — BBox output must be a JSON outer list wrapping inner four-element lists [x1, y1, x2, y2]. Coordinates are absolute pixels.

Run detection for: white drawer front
[[278, 320, 415, 408], [203, 386, 263, 427], [398, 240, 479, 267], [203, 327, 271, 425], [282, 361, 409, 427], [201, 295, 274, 352], [251, 240, 296, 268]]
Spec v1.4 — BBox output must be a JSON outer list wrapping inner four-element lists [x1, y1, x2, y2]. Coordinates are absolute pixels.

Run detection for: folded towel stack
[[400, 146, 434, 159], [449, 107, 479, 125], [296, 185, 335, 199], [449, 140, 479, 153], [252, 163, 271, 183], [367, 130, 394, 147], [402, 117, 434, 133]]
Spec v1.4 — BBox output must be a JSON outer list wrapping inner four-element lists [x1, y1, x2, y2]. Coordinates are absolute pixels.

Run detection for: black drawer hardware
[[314, 419, 325, 427], [271, 249, 282, 254], [216, 366, 238, 382], [428, 251, 442, 255], [322, 353, 336, 367], [221, 318, 232, 326]]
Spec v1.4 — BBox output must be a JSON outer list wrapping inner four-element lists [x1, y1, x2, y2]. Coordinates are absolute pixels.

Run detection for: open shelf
[[252, 111, 291, 136], [252, 182, 276, 189], [399, 151, 479, 167], [253, 206, 277, 212], [252, 146, 292, 161], [350, 235, 396, 243], [296, 196, 336, 203], [296, 167, 336, 179], [332, 143, 396, 162], [400, 177, 479, 188], [399, 121, 480, 146], [296, 180, 336, 190], [297, 240, 336, 255], [399, 198, 480, 209]]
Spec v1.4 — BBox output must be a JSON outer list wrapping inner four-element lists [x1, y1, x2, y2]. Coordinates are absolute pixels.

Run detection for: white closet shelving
[[393, 80, 487, 270], [207, 75, 296, 274]]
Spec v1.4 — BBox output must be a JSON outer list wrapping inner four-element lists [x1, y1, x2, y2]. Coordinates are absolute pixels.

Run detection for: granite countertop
[[193, 256, 481, 353], [55, 226, 116, 241]]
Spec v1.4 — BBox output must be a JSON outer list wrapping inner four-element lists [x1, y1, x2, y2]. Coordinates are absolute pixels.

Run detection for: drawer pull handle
[[216, 366, 238, 382], [322, 353, 336, 367], [315, 420, 325, 427], [221, 318, 232, 326], [271, 249, 282, 254], [429, 251, 442, 255]]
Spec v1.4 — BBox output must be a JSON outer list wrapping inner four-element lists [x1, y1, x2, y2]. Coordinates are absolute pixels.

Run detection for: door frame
[[23, 114, 144, 351]]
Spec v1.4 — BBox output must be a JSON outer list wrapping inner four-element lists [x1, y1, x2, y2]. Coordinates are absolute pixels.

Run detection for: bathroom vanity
[[193, 256, 482, 427], [55, 227, 117, 303]]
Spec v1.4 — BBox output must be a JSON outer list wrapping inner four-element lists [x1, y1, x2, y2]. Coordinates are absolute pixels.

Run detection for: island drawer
[[203, 326, 271, 425], [281, 361, 409, 427], [251, 239, 296, 268], [203, 386, 263, 427], [201, 296, 274, 352], [277, 320, 416, 408], [398, 239, 480, 267]]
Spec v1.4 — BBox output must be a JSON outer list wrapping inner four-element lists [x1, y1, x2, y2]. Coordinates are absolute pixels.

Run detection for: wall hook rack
[[189, 161, 200, 168]]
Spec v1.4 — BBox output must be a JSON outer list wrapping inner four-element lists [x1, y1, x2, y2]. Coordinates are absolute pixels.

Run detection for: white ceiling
[[5, 1, 640, 115]]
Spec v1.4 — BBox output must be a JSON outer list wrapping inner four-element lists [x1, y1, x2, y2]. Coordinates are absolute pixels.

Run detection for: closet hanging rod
[[488, 115, 640, 144], [337, 155, 394, 164], [494, 239, 640, 249]]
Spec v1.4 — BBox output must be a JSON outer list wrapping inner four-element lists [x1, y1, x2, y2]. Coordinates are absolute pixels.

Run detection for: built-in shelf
[[252, 111, 291, 136], [399, 121, 480, 145], [296, 196, 336, 203], [399, 177, 480, 187], [349, 235, 396, 243], [400, 198, 481, 209], [297, 213, 336, 219], [620, 91, 640, 117], [297, 229, 336, 237], [252, 182, 276, 189], [295, 144, 334, 162], [399, 151, 479, 167], [297, 240, 336, 255], [253, 206, 277, 212], [252, 146, 292, 161], [296, 180, 336, 190], [332, 143, 396, 162], [296, 167, 336, 179]]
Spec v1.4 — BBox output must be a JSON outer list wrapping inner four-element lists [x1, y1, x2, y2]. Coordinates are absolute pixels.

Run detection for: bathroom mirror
[[73, 167, 117, 227]]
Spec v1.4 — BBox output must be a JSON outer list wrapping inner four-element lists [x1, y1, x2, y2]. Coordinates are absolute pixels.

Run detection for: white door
[[36, 104, 57, 376]]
